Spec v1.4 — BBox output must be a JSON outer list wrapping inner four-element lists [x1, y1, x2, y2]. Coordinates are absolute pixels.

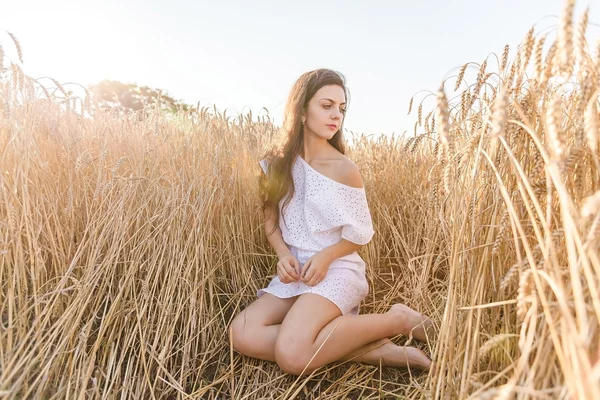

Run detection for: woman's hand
[[301, 251, 333, 286], [277, 252, 301, 284]]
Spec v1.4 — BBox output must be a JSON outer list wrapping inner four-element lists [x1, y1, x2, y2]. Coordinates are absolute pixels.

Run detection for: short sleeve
[[259, 159, 268, 175], [340, 190, 375, 245]]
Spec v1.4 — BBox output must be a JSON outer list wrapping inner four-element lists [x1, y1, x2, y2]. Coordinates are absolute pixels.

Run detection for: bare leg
[[230, 294, 403, 364], [230, 294, 434, 374], [389, 304, 437, 344], [339, 338, 431, 369], [273, 295, 434, 375], [231, 323, 431, 370]]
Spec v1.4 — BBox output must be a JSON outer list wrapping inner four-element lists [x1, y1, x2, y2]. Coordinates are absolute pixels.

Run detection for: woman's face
[[304, 84, 346, 139]]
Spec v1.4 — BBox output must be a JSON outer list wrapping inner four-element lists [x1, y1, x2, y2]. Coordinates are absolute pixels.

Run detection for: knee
[[274, 339, 313, 376], [229, 314, 253, 355]]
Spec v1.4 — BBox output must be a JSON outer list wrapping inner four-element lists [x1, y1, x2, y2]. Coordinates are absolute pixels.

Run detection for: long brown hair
[[259, 68, 350, 236]]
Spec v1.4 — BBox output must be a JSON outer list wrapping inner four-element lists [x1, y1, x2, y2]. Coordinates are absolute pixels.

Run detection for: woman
[[229, 69, 434, 376]]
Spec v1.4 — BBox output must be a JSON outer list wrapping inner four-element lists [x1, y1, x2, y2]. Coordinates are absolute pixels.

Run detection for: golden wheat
[[1, 3, 600, 398]]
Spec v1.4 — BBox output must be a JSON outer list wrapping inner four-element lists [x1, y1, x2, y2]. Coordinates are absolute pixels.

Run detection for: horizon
[[1, 0, 596, 138]]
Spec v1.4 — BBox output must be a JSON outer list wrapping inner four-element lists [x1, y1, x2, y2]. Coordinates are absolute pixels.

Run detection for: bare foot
[[387, 345, 431, 370], [415, 317, 437, 344], [386, 304, 437, 344], [340, 338, 392, 363], [343, 338, 431, 371]]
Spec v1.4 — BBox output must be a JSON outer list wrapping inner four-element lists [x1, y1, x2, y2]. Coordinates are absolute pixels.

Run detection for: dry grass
[[1, 0, 600, 398]]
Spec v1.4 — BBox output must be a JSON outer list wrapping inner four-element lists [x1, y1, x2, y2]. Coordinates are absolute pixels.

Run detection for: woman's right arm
[[258, 159, 299, 281], [264, 205, 292, 258], [264, 205, 301, 282]]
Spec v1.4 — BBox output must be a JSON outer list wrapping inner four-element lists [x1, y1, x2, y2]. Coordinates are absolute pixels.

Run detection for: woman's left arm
[[300, 240, 362, 286], [319, 239, 361, 264], [301, 163, 372, 285]]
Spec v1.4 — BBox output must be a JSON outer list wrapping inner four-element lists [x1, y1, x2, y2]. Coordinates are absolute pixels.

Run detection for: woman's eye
[[324, 104, 346, 114]]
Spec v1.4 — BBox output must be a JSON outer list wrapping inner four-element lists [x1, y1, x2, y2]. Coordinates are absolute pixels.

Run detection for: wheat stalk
[[584, 93, 598, 153], [520, 27, 535, 74], [533, 37, 546, 82], [6, 31, 23, 64], [500, 263, 520, 292], [491, 87, 508, 137], [461, 90, 471, 120], [478, 334, 518, 359], [410, 134, 427, 153], [557, 0, 575, 77], [575, 7, 590, 69], [595, 38, 600, 73], [517, 269, 535, 321], [542, 41, 558, 85], [492, 209, 509, 256], [459, 132, 481, 168], [0, 43, 4, 71], [424, 110, 433, 132], [455, 63, 468, 91], [436, 84, 451, 161], [74, 152, 92, 173], [546, 92, 565, 162], [501, 44, 510, 71]]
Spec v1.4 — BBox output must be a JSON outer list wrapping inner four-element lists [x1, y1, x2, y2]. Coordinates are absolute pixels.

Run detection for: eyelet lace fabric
[[256, 155, 375, 315]]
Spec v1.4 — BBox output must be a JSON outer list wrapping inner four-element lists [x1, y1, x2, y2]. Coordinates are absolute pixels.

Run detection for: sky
[[1, 0, 597, 138]]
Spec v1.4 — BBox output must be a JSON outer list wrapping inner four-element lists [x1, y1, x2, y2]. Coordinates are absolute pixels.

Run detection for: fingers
[[292, 258, 301, 277], [301, 261, 312, 284], [305, 273, 324, 287], [277, 261, 296, 283], [289, 259, 301, 279], [300, 259, 311, 279], [301, 265, 311, 282], [277, 256, 326, 286], [301, 263, 324, 286], [278, 258, 302, 283]]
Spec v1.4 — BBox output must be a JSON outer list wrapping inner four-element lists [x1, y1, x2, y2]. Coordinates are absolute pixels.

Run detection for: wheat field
[[1, 0, 599, 398]]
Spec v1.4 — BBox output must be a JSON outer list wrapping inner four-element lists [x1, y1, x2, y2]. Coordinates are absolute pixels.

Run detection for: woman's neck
[[302, 134, 331, 162]]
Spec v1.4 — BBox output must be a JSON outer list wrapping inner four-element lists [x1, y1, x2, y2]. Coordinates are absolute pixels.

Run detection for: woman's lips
[[327, 125, 337, 130]]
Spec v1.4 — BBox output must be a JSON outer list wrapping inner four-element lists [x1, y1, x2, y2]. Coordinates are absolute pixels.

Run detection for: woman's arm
[[264, 205, 292, 258], [319, 239, 361, 264]]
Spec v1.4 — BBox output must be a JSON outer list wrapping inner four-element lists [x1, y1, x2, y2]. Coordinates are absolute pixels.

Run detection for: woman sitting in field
[[229, 68, 435, 376]]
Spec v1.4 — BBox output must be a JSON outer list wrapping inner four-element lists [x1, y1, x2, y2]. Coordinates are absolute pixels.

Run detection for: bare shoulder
[[333, 155, 364, 189]]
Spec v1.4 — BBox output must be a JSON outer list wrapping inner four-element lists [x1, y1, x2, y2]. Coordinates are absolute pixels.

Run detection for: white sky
[[1, 0, 597, 138]]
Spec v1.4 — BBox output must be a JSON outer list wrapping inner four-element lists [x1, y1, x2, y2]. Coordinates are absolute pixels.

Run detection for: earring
[[301, 118, 305, 125]]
